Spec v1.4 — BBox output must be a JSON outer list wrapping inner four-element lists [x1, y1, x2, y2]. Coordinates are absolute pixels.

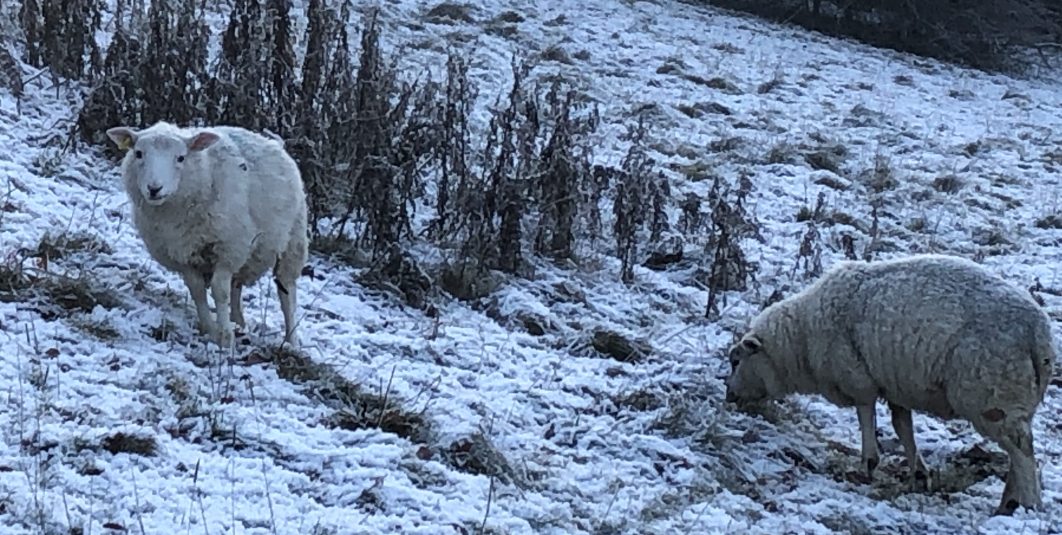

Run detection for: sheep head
[[724, 333, 778, 404], [106, 124, 220, 206]]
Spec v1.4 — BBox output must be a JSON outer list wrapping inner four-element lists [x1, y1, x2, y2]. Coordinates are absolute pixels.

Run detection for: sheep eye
[[134, 150, 143, 159], [730, 357, 740, 369], [177, 155, 185, 163]]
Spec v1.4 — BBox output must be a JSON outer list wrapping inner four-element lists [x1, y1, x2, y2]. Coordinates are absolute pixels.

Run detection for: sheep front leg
[[887, 402, 931, 491], [856, 404, 879, 479], [180, 271, 215, 339], [210, 269, 236, 348]]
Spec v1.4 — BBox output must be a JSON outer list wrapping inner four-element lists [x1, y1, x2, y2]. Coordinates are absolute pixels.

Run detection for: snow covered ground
[[1, 0, 1061, 533]]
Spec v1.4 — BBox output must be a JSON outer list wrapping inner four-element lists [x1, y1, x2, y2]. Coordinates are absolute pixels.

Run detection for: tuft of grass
[[671, 100, 730, 119], [973, 227, 1010, 248], [656, 59, 684, 75], [711, 42, 743, 54], [437, 262, 501, 302], [804, 150, 842, 174], [814, 175, 849, 191], [493, 10, 523, 23], [0, 256, 29, 301], [612, 389, 666, 412], [709, 136, 743, 153], [699, 101, 733, 115], [932, 174, 963, 194], [484, 22, 519, 38], [32, 231, 112, 263], [766, 142, 798, 164], [2, 233, 121, 311], [893, 74, 915, 86], [685, 75, 742, 94], [246, 346, 433, 443], [149, 319, 178, 342], [1035, 215, 1062, 229], [41, 276, 121, 313], [757, 73, 784, 94], [358, 247, 434, 310], [862, 155, 898, 192], [817, 512, 876, 534], [648, 389, 715, 439], [671, 100, 730, 117], [31, 149, 65, 178], [71, 318, 120, 340], [830, 210, 859, 228], [540, 44, 572, 64], [441, 432, 520, 486], [670, 142, 702, 161], [100, 433, 158, 457], [543, 14, 567, 26], [675, 103, 702, 118], [484, 302, 550, 336], [590, 330, 652, 363], [424, 2, 474, 24], [311, 235, 369, 268]]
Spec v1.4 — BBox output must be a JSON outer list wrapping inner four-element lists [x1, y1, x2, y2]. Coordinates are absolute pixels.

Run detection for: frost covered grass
[[0, 0, 1061, 533]]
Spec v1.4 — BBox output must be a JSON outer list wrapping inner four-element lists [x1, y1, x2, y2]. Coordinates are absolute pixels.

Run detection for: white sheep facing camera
[[107, 121, 309, 349]]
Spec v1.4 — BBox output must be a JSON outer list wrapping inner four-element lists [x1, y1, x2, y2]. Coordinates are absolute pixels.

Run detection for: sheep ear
[[187, 131, 220, 152], [741, 336, 762, 351], [106, 126, 138, 151]]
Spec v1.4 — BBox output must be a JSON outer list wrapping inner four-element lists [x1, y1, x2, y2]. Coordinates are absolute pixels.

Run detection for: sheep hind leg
[[209, 269, 236, 348], [985, 417, 1043, 516], [887, 402, 931, 491], [180, 270, 216, 341], [273, 246, 305, 349], [275, 277, 298, 348], [856, 404, 880, 479], [230, 280, 245, 328]]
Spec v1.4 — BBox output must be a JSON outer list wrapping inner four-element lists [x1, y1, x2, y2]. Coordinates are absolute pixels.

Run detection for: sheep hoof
[[994, 499, 1020, 516], [215, 326, 235, 348], [909, 468, 932, 492], [282, 331, 301, 350], [864, 456, 879, 479]]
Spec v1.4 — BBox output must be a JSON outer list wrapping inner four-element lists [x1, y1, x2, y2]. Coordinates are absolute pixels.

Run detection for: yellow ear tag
[[118, 137, 132, 151]]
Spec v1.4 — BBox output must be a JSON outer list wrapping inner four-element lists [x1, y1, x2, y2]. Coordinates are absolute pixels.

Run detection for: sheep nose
[[725, 391, 737, 403], [148, 185, 162, 197]]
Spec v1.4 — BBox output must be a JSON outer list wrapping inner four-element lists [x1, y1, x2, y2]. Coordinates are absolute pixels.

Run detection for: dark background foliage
[[10, 0, 1058, 310]]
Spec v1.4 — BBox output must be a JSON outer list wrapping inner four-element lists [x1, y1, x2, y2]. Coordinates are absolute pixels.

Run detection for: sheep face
[[107, 126, 220, 206], [724, 335, 779, 403]]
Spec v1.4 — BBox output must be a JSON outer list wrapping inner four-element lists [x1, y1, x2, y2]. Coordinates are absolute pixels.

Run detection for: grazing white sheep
[[106, 121, 309, 348], [724, 254, 1055, 516]]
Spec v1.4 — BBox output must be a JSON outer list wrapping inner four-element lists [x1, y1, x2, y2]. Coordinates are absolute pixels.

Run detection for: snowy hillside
[[1, 0, 1061, 533]]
